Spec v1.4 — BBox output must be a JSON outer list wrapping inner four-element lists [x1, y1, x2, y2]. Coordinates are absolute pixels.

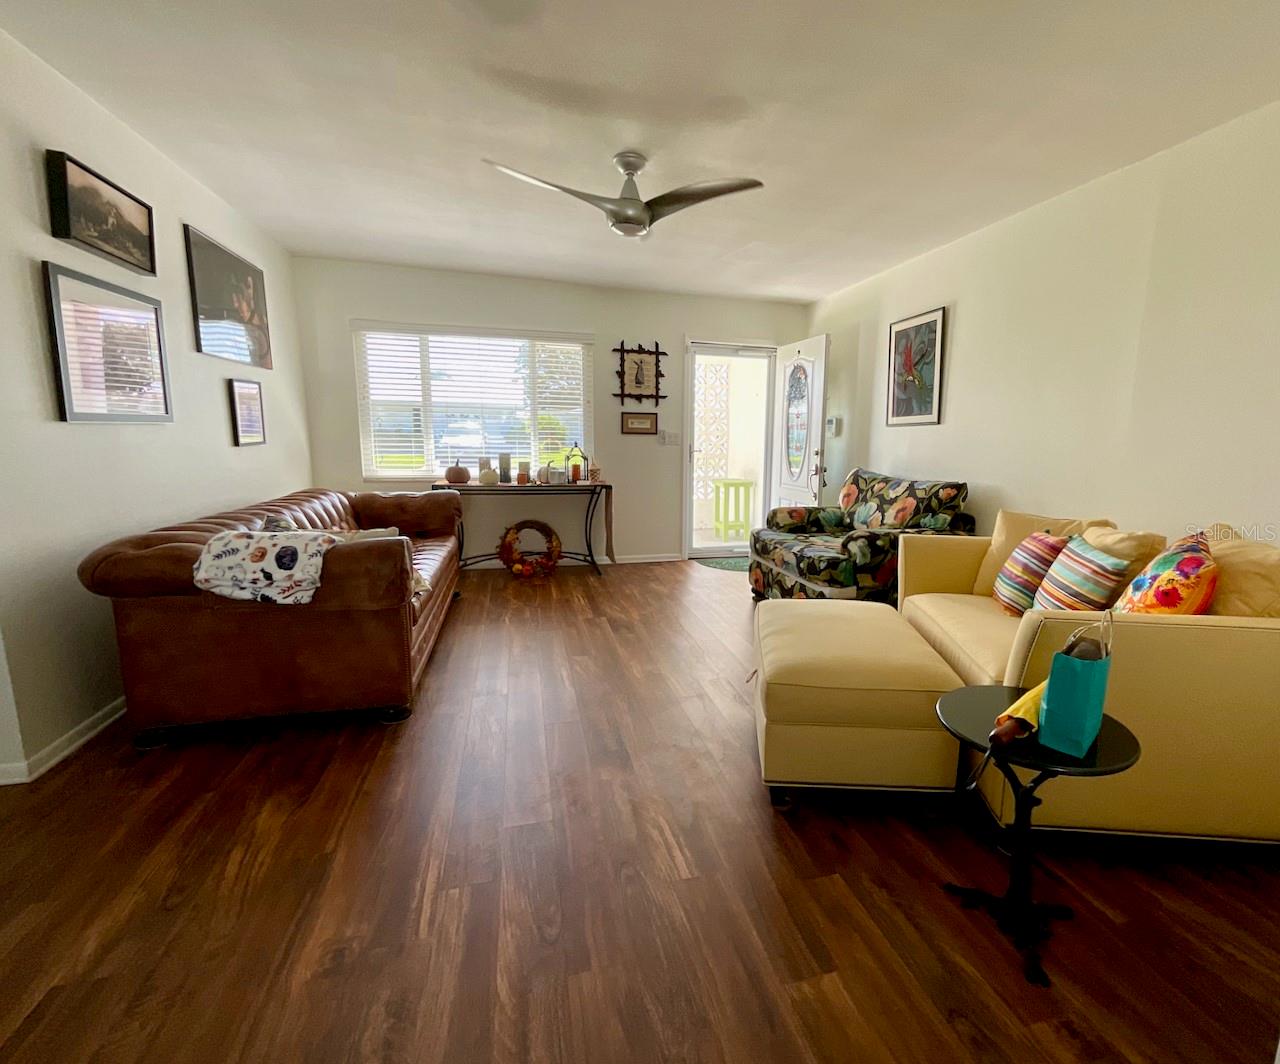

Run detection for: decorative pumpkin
[[498, 520, 562, 579], [445, 464, 470, 484]]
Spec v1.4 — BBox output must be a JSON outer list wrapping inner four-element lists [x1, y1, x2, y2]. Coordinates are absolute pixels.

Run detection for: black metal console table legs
[[440, 483, 610, 575], [944, 764, 1073, 987]]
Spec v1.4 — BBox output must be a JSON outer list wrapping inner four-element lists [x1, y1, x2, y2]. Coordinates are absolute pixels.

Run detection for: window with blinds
[[353, 324, 593, 478]]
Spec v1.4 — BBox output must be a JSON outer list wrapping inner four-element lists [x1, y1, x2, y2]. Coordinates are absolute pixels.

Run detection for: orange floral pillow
[[1114, 533, 1218, 615]]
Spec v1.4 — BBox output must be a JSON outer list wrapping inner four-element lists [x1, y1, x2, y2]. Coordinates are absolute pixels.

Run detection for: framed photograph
[[184, 225, 272, 368], [621, 411, 658, 435], [46, 151, 155, 274], [887, 306, 945, 426], [42, 262, 172, 423], [228, 379, 266, 446], [611, 341, 667, 405]]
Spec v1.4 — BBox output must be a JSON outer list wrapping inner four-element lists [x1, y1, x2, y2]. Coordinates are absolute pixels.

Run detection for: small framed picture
[[184, 225, 273, 369], [887, 306, 945, 426], [228, 379, 266, 446], [43, 262, 172, 423], [621, 411, 658, 435], [46, 151, 156, 275]]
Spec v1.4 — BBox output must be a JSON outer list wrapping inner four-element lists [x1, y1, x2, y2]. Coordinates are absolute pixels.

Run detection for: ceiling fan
[[482, 150, 762, 238]]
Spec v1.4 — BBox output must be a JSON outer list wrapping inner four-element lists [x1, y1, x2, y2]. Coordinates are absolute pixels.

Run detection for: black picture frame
[[228, 378, 266, 446], [620, 411, 658, 435], [45, 150, 156, 275], [612, 341, 667, 405], [43, 261, 172, 423], [184, 225, 273, 369], [886, 306, 946, 427]]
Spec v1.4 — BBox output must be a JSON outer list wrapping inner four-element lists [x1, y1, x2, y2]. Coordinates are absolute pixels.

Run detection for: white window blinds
[[353, 323, 593, 479]]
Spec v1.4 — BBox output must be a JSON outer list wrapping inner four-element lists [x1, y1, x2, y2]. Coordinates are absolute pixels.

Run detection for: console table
[[431, 482, 615, 574]]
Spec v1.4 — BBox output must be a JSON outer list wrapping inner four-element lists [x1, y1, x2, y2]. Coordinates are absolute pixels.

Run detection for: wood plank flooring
[[1, 561, 1278, 1063]]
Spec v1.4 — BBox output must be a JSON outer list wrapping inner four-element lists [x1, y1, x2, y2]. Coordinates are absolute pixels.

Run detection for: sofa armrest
[[349, 490, 461, 537], [306, 537, 415, 610], [79, 533, 206, 597], [897, 534, 992, 606], [1005, 609, 1280, 689], [766, 506, 827, 532]]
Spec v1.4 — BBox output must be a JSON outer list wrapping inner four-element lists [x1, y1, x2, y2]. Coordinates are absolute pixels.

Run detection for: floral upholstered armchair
[[748, 468, 975, 601]]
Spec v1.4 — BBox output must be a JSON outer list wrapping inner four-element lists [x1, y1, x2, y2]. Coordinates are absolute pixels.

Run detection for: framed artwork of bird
[[887, 306, 945, 426]]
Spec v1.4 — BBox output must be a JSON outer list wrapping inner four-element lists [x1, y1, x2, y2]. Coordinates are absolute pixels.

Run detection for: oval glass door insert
[[785, 363, 808, 477]]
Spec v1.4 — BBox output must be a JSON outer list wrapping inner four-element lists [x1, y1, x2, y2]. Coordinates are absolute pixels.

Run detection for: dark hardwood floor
[[1, 561, 1278, 1063]]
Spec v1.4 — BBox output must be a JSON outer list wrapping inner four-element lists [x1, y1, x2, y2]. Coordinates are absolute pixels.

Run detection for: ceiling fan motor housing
[[608, 198, 651, 237]]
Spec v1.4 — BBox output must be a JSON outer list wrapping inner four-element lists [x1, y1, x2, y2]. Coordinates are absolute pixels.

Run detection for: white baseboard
[[463, 554, 683, 568], [0, 696, 125, 786], [0, 760, 27, 785]]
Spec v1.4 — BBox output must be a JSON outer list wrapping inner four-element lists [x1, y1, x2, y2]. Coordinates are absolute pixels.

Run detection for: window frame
[[351, 320, 594, 481]]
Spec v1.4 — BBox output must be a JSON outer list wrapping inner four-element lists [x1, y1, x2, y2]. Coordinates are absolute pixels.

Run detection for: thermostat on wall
[[825, 414, 842, 438]]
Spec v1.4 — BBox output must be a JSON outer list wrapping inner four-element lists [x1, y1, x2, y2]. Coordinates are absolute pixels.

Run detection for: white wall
[[293, 258, 807, 560], [0, 31, 312, 769], [812, 99, 1280, 539]]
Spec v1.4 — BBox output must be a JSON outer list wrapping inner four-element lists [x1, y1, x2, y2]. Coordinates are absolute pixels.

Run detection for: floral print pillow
[[1115, 532, 1218, 614]]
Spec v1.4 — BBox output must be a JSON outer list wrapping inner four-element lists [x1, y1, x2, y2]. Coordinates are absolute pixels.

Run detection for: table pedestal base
[[947, 764, 1070, 986], [942, 882, 1073, 986]]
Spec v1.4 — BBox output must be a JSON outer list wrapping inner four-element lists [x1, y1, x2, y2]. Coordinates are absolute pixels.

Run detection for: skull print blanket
[[193, 530, 342, 604]]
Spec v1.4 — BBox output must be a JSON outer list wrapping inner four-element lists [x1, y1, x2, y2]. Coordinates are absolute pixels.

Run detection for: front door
[[686, 343, 775, 555], [771, 335, 829, 508]]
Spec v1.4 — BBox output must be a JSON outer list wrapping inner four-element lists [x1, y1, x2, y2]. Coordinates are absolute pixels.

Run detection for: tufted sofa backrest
[[156, 489, 360, 539]]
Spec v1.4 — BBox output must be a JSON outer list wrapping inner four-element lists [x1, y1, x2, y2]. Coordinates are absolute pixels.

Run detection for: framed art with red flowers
[[887, 306, 945, 426]]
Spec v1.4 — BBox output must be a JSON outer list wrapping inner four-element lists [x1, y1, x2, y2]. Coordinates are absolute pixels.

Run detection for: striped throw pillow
[[993, 532, 1068, 616], [1033, 535, 1129, 612]]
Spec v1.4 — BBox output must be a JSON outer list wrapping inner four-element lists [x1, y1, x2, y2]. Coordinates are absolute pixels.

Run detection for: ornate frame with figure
[[887, 306, 945, 426], [612, 341, 667, 405]]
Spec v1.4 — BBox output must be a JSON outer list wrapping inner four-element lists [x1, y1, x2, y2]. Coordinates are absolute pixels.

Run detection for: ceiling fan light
[[609, 220, 649, 238]]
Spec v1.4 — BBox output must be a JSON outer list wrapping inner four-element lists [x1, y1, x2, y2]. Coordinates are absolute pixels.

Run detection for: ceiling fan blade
[[483, 159, 622, 215], [645, 178, 762, 224]]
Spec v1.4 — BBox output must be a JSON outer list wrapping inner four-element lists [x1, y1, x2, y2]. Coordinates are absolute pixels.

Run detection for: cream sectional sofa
[[898, 534, 1280, 841]]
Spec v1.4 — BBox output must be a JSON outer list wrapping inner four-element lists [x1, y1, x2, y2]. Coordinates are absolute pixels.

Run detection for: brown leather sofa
[[78, 488, 462, 739]]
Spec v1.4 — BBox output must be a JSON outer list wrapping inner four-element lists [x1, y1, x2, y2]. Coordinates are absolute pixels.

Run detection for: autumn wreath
[[497, 520, 562, 578]]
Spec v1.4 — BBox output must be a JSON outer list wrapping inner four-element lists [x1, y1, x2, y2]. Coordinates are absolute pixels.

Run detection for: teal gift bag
[[1039, 613, 1113, 757]]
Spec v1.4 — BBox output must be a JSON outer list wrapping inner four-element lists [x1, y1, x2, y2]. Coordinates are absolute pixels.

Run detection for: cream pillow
[[1204, 524, 1280, 617], [973, 510, 1116, 597], [342, 526, 401, 541], [1081, 527, 1168, 599]]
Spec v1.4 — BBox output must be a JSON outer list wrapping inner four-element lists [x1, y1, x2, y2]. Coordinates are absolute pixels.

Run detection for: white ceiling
[[5, 1, 1280, 301]]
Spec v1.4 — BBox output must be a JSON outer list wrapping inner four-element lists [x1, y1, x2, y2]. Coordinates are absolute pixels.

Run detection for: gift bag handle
[[1065, 608, 1113, 658]]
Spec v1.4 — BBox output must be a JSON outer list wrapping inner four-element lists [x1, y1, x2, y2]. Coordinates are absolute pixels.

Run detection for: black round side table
[[936, 685, 1140, 987]]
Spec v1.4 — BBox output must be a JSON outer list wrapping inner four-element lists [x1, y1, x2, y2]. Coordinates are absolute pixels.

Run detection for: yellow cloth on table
[[995, 680, 1047, 732]]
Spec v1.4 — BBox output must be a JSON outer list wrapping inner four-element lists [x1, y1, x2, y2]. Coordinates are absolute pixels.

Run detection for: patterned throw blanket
[[193, 530, 341, 605]]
